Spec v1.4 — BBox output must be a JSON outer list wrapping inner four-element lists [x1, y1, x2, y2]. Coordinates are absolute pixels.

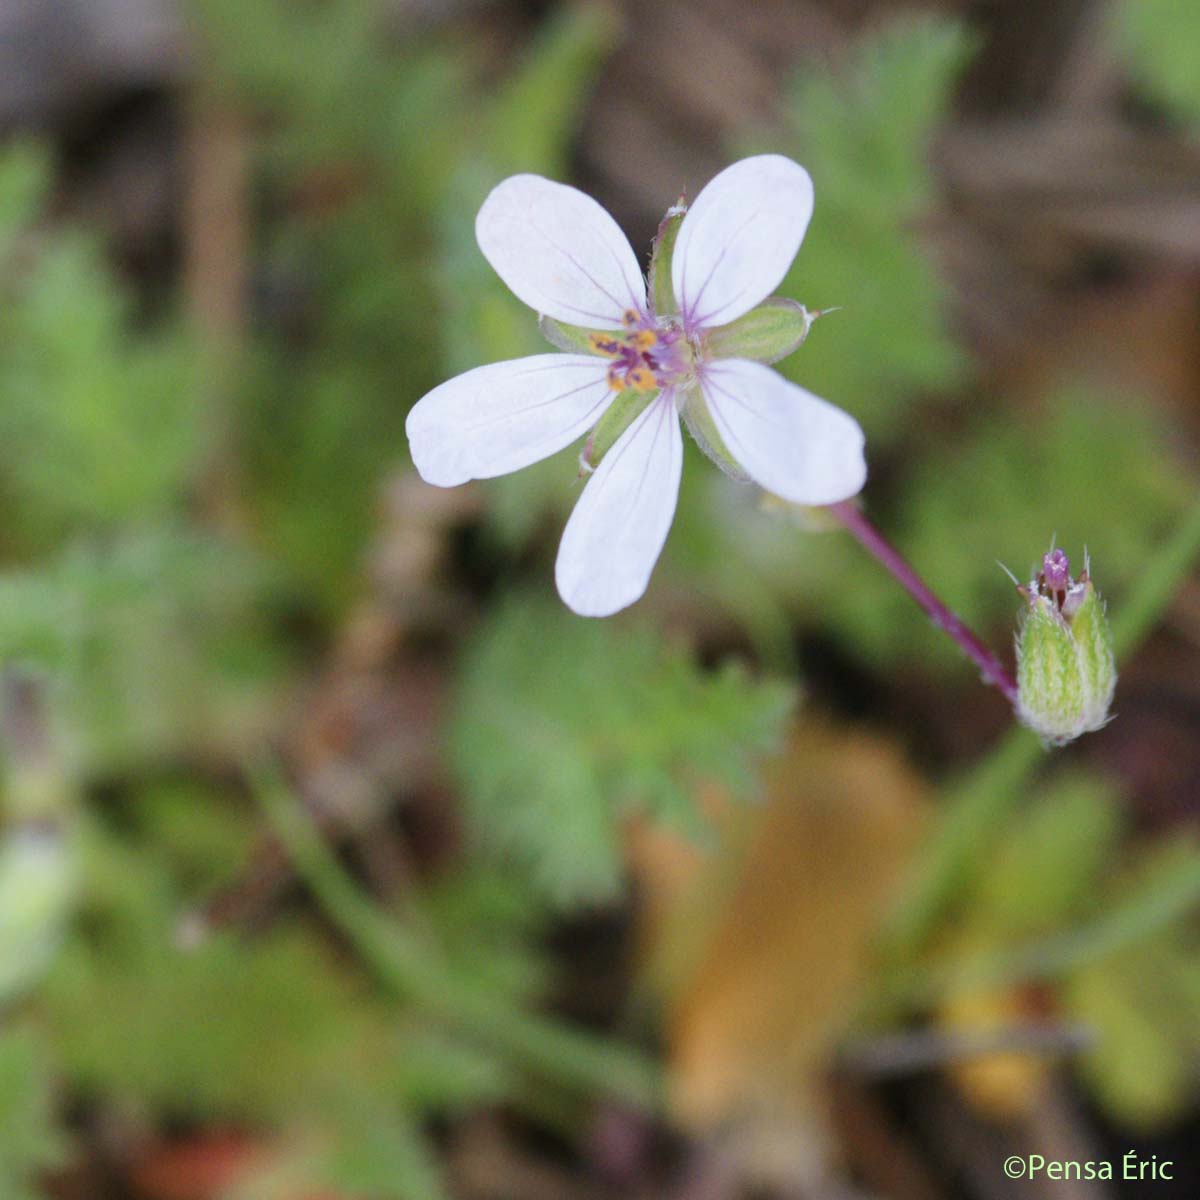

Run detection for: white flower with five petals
[[406, 155, 866, 616]]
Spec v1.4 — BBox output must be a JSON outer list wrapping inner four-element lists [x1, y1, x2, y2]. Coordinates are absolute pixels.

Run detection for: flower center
[[588, 309, 693, 393]]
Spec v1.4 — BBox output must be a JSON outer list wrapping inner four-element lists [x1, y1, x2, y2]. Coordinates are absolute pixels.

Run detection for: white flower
[[406, 155, 867, 617]]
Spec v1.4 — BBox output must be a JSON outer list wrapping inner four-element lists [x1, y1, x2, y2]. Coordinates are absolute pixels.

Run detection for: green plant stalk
[[254, 763, 661, 1109], [878, 496, 1200, 971]]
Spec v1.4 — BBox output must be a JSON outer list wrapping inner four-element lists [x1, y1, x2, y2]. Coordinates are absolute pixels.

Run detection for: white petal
[[700, 359, 866, 504], [476, 175, 646, 329], [406, 355, 612, 486], [673, 155, 814, 330], [556, 396, 683, 617]]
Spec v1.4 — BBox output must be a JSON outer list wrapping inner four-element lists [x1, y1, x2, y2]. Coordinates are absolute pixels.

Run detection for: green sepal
[[582, 388, 657, 470], [679, 388, 748, 482], [1015, 578, 1116, 747], [538, 314, 610, 355], [1069, 583, 1116, 716], [648, 206, 686, 318], [1016, 599, 1084, 744], [702, 298, 818, 365]]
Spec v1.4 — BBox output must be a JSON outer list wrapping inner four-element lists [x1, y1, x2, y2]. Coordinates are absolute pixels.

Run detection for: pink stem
[[827, 500, 1019, 706]]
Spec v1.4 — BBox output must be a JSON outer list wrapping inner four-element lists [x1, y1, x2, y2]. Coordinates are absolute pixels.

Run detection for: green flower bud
[[1015, 549, 1116, 746]]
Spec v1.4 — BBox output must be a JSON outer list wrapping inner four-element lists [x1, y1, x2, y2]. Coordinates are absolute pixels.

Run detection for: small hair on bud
[[996, 560, 1022, 589]]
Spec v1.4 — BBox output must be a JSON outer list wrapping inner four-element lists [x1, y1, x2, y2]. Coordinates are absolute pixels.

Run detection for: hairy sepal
[[582, 387, 658, 471], [538, 314, 611, 354], [679, 388, 749, 482], [1015, 582, 1115, 746], [703, 298, 817, 365], [648, 206, 686, 318]]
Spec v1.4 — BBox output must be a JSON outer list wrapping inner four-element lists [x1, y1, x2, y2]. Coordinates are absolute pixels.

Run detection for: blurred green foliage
[[0, 2, 1198, 1195], [37, 784, 546, 1198], [960, 771, 1124, 941], [0, 532, 274, 770], [836, 390, 1192, 668], [0, 5, 666, 1193], [0, 146, 198, 547], [919, 769, 1200, 1125], [1065, 833, 1200, 1129], [0, 1029, 65, 1200], [452, 597, 793, 904], [1116, 0, 1200, 124]]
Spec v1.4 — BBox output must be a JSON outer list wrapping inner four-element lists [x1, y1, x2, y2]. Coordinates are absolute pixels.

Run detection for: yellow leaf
[[630, 723, 927, 1127], [937, 986, 1049, 1120]]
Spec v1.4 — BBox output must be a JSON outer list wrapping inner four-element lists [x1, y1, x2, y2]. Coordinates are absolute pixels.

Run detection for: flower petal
[[406, 355, 612, 487], [673, 155, 814, 330], [556, 396, 683, 617], [476, 175, 646, 329], [699, 359, 866, 504]]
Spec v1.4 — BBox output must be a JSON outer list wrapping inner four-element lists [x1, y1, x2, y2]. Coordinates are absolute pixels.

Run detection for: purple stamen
[[598, 319, 693, 391]]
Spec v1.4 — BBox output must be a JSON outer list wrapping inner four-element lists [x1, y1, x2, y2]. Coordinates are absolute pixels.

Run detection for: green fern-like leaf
[[450, 597, 794, 905], [0, 529, 276, 769], [0, 216, 200, 545]]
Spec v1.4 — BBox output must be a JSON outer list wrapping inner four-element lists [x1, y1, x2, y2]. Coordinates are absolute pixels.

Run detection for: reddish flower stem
[[827, 500, 1019, 706]]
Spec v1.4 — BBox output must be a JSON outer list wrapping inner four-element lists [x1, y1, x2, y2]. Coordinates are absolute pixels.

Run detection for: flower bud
[[1015, 549, 1116, 746]]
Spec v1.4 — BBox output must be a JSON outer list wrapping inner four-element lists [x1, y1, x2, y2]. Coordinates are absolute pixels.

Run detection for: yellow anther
[[621, 308, 640, 328], [627, 367, 656, 392], [630, 330, 656, 351], [587, 333, 621, 358], [607, 369, 628, 392]]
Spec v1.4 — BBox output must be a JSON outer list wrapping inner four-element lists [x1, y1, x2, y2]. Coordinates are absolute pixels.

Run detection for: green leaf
[[1114, 0, 1200, 125], [47, 917, 381, 1122], [318, 1107, 446, 1200], [0, 222, 200, 543], [0, 1029, 66, 1200], [0, 529, 277, 770], [450, 596, 795, 905], [963, 772, 1122, 939], [0, 830, 78, 1005], [0, 143, 51, 261], [1066, 930, 1200, 1128], [485, 3, 621, 175]]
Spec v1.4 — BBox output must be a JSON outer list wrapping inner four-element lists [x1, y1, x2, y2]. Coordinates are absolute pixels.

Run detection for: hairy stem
[[872, 495, 1200, 987], [827, 499, 1018, 704]]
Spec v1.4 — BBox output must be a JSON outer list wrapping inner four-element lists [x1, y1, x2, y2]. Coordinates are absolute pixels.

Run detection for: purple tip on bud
[[1042, 548, 1071, 592]]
